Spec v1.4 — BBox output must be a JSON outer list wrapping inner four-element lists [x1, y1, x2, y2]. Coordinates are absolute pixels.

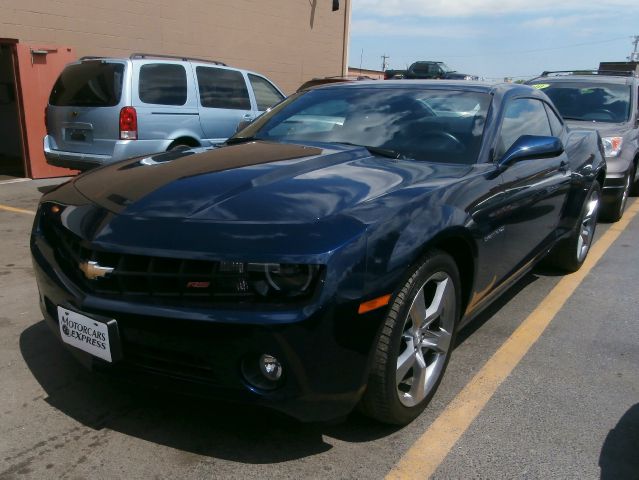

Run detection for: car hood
[[564, 120, 633, 137], [73, 141, 467, 224]]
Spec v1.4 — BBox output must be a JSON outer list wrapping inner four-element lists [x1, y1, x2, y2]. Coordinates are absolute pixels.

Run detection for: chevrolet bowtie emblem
[[79, 260, 114, 280]]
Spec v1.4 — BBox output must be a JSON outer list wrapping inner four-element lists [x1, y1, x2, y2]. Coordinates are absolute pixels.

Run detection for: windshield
[[235, 87, 491, 165], [531, 81, 631, 123]]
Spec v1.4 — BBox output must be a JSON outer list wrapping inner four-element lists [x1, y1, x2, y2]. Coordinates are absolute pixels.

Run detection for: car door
[[192, 64, 255, 145], [132, 60, 201, 143], [494, 97, 572, 273]]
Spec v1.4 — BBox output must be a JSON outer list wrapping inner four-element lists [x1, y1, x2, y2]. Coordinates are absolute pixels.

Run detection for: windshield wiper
[[225, 136, 258, 145], [335, 142, 402, 159]]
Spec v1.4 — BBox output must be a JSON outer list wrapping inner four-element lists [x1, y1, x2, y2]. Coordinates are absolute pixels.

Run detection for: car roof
[[307, 79, 542, 98], [71, 55, 270, 78], [528, 74, 637, 86]]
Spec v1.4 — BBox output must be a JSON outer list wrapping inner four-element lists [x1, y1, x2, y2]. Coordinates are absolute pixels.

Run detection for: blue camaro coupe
[[31, 81, 605, 425]]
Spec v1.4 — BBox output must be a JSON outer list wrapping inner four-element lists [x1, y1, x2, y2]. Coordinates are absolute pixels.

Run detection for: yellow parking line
[[0, 204, 35, 215], [387, 199, 639, 480]]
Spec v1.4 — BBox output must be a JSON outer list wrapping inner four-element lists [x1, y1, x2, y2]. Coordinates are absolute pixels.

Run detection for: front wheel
[[360, 251, 461, 425], [545, 181, 601, 272], [601, 168, 632, 222]]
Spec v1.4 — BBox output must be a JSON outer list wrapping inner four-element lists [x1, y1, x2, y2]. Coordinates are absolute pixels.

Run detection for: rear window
[[139, 63, 187, 106], [196, 67, 251, 110], [49, 62, 124, 107]]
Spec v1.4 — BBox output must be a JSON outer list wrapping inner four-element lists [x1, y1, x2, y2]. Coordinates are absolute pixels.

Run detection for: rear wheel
[[360, 251, 460, 425], [545, 181, 600, 272]]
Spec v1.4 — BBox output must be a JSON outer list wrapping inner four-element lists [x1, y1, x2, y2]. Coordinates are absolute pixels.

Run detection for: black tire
[[601, 169, 632, 222], [545, 181, 601, 272], [168, 143, 191, 152], [360, 250, 461, 425], [630, 163, 639, 197]]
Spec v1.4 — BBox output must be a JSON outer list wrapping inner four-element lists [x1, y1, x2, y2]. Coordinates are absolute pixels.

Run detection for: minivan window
[[497, 98, 552, 158], [196, 67, 251, 110], [139, 64, 187, 106], [49, 62, 124, 107], [248, 74, 284, 111]]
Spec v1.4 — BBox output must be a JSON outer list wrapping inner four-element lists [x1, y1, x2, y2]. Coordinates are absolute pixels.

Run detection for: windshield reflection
[[237, 87, 491, 165]]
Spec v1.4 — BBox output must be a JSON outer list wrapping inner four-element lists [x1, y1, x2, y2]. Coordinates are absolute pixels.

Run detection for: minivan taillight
[[119, 106, 138, 140]]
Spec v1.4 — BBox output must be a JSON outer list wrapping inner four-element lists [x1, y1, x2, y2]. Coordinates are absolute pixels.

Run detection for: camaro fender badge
[[483, 225, 505, 243], [79, 260, 114, 280]]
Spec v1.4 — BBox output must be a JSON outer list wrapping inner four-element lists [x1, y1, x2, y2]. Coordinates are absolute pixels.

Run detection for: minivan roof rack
[[130, 53, 226, 66], [539, 70, 637, 77]]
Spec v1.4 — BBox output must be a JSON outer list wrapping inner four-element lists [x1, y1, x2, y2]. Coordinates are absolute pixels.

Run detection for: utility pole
[[629, 35, 639, 62], [381, 54, 389, 72]]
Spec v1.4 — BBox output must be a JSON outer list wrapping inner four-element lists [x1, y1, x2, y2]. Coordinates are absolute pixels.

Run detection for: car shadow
[[599, 403, 639, 479], [20, 320, 399, 464]]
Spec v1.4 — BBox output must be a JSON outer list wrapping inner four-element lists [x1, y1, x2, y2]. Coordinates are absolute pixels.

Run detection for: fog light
[[259, 354, 282, 381]]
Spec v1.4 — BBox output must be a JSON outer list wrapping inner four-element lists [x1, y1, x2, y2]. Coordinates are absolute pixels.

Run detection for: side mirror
[[499, 135, 564, 167], [235, 119, 252, 134]]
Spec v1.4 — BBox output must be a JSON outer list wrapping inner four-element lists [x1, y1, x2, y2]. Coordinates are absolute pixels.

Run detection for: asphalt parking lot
[[1, 179, 638, 480]]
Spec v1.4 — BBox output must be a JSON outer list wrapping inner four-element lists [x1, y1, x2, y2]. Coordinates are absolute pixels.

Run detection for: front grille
[[41, 218, 269, 306]]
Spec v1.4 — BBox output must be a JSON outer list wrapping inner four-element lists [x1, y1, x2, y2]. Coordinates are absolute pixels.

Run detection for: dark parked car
[[385, 61, 478, 81], [528, 70, 639, 221], [296, 75, 373, 92], [31, 81, 605, 425]]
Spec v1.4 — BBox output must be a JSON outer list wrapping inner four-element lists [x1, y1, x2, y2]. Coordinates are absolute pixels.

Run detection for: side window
[[248, 74, 284, 111], [544, 103, 564, 136], [496, 98, 552, 158], [139, 64, 187, 106], [196, 67, 251, 110]]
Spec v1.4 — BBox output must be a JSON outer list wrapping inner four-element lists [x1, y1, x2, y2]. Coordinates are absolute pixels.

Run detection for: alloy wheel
[[577, 188, 600, 262], [396, 271, 456, 407]]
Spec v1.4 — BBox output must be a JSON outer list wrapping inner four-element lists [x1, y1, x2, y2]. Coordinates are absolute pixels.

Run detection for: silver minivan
[[44, 53, 285, 170]]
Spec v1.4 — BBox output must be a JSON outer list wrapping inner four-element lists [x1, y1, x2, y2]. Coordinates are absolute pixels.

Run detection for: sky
[[348, 0, 639, 80]]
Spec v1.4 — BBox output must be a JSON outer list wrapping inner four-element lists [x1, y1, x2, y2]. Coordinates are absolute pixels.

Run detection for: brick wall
[[0, 0, 350, 94]]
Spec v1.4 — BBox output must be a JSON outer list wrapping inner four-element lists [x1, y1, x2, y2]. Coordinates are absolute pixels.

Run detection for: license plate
[[57, 307, 113, 362]]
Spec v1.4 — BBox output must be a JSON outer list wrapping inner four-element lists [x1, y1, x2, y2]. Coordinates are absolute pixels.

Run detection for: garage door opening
[[0, 42, 26, 180]]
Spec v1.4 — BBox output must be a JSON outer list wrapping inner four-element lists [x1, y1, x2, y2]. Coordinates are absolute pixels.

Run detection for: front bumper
[[30, 231, 382, 422]]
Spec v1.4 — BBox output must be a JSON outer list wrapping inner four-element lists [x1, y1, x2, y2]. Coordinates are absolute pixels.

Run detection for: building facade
[[0, 0, 351, 178]]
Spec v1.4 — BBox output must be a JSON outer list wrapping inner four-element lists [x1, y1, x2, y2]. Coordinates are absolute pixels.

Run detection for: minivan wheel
[[360, 250, 460, 425], [168, 143, 191, 152], [544, 181, 600, 272]]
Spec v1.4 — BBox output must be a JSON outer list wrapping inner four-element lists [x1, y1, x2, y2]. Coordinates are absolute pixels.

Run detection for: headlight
[[239, 262, 321, 298], [602, 136, 623, 157]]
